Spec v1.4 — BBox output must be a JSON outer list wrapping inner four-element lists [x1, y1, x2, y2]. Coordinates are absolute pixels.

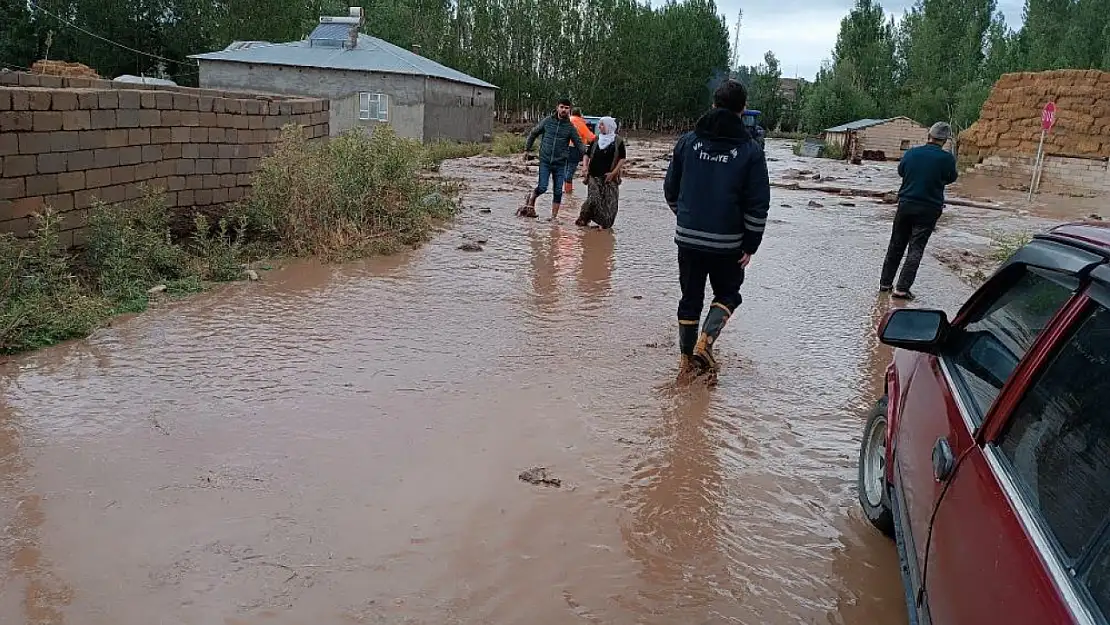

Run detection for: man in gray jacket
[[520, 98, 585, 220]]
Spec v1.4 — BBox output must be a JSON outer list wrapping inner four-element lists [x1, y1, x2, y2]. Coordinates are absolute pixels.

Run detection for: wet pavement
[[0, 140, 1062, 624]]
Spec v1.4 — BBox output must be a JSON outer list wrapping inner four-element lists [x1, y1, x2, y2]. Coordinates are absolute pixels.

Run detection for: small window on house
[[359, 93, 389, 121], [900, 139, 911, 151]]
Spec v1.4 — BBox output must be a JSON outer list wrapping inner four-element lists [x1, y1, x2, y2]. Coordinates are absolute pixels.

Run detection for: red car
[[858, 222, 1110, 625]]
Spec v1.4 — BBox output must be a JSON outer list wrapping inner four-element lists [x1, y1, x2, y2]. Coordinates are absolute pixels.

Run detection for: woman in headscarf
[[575, 116, 626, 230]]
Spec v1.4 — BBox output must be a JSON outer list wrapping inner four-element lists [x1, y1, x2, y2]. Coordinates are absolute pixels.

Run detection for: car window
[[995, 304, 1110, 568], [943, 268, 1074, 423]]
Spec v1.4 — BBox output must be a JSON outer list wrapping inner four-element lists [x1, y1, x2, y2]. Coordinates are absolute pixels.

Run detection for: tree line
[[3, 0, 1107, 136], [792, 0, 1110, 137], [0, 0, 730, 130]]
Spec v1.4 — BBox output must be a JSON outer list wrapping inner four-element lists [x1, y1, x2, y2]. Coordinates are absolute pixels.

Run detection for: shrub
[[242, 125, 459, 261], [191, 214, 248, 282], [491, 132, 526, 156], [988, 230, 1033, 263], [85, 187, 193, 311], [0, 211, 111, 354]]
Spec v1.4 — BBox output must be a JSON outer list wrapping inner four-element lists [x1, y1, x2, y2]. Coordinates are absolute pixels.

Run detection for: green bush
[[423, 140, 486, 169], [242, 125, 459, 261], [192, 214, 248, 282], [0, 211, 111, 354], [491, 132, 526, 156], [989, 230, 1033, 263], [85, 188, 194, 312]]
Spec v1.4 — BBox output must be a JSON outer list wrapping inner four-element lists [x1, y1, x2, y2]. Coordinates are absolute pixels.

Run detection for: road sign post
[[1028, 102, 1056, 202]]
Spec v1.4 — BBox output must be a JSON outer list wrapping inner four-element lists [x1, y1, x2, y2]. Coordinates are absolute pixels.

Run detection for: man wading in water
[[664, 80, 770, 381], [576, 116, 625, 229], [879, 121, 958, 300], [520, 98, 585, 220]]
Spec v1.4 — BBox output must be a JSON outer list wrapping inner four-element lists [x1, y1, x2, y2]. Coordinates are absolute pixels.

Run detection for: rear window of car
[[944, 267, 1075, 424]]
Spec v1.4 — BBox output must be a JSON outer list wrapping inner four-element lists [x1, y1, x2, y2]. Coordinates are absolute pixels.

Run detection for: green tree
[[749, 51, 784, 130]]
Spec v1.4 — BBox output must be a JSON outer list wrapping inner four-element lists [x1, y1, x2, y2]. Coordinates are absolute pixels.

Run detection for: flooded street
[[0, 140, 1062, 624]]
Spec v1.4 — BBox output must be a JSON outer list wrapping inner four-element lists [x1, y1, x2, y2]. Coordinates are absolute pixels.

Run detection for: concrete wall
[[0, 71, 329, 247], [422, 77, 495, 143], [199, 61, 425, 140]]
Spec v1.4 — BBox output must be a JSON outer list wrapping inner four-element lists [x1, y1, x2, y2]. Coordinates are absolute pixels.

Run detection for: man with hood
[[520, 98, 586, 220], [663, 79, 771, 380]]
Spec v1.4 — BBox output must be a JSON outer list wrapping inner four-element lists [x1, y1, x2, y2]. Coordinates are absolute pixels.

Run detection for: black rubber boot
[[693, 303, 731, 372]]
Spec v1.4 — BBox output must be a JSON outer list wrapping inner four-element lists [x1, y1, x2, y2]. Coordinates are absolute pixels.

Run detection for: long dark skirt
[[576, 176, 620, 229]]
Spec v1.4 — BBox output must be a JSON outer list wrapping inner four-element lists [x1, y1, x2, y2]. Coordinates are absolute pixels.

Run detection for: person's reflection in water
[[529, 225, 577, 312], [620, 387, 732, 620], [576, 228, 615, 302]]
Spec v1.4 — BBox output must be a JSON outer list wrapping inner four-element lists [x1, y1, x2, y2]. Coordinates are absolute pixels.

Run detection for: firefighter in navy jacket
[[663, 79, 771, 379]]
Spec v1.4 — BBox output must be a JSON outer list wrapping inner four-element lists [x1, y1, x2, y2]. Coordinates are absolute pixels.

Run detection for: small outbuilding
[[190, 7, 497, 143], [822, 117, 930, 161]]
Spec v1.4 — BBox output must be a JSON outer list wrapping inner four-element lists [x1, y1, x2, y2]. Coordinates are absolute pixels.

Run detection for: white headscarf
[[596, 116, 618, 150]]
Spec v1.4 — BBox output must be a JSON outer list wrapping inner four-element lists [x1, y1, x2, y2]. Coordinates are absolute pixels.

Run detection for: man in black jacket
[[663, 80, 771, 379]]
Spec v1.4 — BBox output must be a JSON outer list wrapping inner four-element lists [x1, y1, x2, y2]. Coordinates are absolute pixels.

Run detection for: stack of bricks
[[0, 71, 329, 247]]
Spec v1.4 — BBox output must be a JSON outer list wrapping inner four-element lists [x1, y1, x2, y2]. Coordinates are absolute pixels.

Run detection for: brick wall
[[0, 71, 330, 247]]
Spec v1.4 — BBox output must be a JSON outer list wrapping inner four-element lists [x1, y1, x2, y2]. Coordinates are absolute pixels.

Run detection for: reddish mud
[[0, 139, 1060, 625]]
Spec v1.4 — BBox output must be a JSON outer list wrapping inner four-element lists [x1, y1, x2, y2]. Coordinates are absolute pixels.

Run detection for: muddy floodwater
[[0, 140, 1061, 624]]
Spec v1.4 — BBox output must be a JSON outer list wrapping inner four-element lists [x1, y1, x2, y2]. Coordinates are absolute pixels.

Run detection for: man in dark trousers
[[520, 98, 585, 220], [663, 80, 771, 380], [879, 122, 958, 300]]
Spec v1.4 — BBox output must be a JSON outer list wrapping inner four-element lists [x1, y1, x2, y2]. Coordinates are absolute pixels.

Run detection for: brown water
[[1, 140, 1018, 625]]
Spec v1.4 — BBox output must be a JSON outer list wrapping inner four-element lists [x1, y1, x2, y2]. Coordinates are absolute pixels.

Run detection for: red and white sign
[[1041, 102, 1057, 131]]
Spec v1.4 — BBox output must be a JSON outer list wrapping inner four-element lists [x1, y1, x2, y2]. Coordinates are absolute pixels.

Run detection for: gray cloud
[[719, 0, 1026, 80]]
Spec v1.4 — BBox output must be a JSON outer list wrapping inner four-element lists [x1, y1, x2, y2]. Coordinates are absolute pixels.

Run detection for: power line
[[28, 0, 197, 68]]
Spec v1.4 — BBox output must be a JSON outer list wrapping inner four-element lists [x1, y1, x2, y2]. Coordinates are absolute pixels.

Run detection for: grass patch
[[1, 189, 256, 355], [1, 211, 112, 355], [239, 125, 459, 261], [2, 124, 471, 355], [792, 138, 845, 160], [423, 140, 487, 170], [988, 230, 1034, 263], [491, 132, 526, 156]]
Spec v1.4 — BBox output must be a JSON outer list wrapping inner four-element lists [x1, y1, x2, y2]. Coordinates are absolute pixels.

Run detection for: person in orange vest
[[564, 109, 596, 195]]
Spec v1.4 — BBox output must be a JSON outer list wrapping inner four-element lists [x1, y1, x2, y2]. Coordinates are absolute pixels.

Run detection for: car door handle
[[933, 437, 955, 482]]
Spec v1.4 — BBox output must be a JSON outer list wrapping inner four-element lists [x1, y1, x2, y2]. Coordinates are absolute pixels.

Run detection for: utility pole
[[730, 10, 742, 72]]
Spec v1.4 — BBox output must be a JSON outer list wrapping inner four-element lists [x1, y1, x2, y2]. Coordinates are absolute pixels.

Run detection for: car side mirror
[[879, 309, 950, 354]]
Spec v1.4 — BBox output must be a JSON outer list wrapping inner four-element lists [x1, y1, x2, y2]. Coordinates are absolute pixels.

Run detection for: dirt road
[[0, 140, 1056, 624]]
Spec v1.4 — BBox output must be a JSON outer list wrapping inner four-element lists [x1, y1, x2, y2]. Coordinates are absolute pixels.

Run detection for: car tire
[[858, 396, 895, 538]]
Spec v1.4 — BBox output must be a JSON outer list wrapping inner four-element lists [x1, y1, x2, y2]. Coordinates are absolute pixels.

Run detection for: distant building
[[822, 117, 930, 161], [190, 7, 497, 142], [779, 77, 803, 101]]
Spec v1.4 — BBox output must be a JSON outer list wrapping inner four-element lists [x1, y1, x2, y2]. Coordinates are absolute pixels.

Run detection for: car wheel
[[858, 396, 895, 538]]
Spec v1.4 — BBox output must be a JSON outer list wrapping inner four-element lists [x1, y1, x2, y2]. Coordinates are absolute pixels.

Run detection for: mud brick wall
[[967, 153, 1110, 194], [0, 71, 330, 247]]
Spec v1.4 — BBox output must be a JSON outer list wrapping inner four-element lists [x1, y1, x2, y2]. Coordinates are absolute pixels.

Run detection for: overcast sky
[[722, 0, 1026, 80]]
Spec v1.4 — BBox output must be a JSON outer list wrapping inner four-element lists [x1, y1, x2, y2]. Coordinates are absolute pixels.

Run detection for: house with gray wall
[[190, 8, 497, 143]]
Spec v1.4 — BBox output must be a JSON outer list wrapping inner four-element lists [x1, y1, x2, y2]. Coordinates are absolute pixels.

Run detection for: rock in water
[[147, 284, 167, 294], [808, 200, 824, 208], [519, 467, 561, 488], [245, 269, 261, 281], [458, 242, 483, 252]]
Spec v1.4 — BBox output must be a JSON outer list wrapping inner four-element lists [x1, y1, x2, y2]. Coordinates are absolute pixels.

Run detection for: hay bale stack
[[30, 60, 99, 78], [961, 69, 1110, 163]]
